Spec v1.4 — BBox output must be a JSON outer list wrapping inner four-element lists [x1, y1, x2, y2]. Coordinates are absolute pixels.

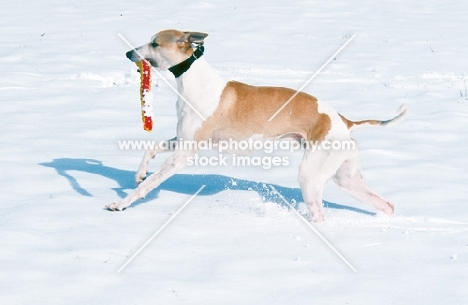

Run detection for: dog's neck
[[174, 57, 228, 128]]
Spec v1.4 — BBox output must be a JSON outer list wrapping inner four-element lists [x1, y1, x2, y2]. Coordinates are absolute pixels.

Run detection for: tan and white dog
[[106, 29, 407, 222]]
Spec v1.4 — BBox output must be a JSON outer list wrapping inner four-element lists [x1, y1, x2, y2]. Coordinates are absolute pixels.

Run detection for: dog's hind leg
[[107, 150, 194, 211], [298, 148, 349, 222], [136, 137, 177, 184], [332, 151, 394, 215]]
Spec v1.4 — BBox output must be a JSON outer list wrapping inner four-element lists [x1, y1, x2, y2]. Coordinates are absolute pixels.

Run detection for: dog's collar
[[168, 45, 204, 78]]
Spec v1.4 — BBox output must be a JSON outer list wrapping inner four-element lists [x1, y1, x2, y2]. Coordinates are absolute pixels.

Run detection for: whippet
[[106, 29, 407, 222]]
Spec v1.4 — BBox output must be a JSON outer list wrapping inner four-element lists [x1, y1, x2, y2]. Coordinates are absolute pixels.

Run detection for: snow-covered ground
[[1, 0, 467, 304]]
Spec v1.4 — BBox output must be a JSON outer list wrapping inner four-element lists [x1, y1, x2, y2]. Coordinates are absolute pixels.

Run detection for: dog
[[106, 29, 407, 222]]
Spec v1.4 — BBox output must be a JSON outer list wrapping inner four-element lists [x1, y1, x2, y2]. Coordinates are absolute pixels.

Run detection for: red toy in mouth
[[135, 60, 153, 132]]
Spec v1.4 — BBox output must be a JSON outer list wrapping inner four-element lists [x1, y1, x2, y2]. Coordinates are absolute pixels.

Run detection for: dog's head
[[126, 29, 208, 70]]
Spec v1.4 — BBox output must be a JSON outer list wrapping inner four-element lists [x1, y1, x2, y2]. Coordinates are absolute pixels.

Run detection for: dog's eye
[[150, 42, 159, 48]]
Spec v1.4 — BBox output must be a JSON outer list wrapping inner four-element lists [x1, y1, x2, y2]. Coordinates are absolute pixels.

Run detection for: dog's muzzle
[[126, 50, 137, 61]]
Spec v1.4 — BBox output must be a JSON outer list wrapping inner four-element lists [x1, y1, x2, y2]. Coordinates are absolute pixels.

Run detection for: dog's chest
[[175, 59, 228, 139]]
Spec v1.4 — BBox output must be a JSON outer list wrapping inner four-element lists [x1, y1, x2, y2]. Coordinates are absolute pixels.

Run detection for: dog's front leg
[[136, 137, 177, 184], [106, 150, 194, 211]]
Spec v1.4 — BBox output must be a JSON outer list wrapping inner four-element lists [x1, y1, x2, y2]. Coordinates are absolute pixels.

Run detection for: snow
[[1, 0, 467, 304]]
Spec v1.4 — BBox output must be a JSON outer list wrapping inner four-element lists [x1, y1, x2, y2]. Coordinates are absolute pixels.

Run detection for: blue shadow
[[39, 158, 375, 216]]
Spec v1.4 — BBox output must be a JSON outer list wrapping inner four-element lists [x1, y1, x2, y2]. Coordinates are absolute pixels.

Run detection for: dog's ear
[[179, 32, 208, 44]]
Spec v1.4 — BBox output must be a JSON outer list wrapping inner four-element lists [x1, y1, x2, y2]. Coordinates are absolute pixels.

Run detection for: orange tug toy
[[135, 60, 154, 132]]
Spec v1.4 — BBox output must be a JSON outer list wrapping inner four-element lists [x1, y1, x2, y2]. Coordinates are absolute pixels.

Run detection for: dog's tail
[[340, 104, 408, 132]]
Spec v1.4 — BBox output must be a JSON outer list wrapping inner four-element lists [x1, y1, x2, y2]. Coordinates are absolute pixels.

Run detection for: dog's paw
[[382, 201, 395, 216], [105, 203, 127, 211], [312, 215, 325, 223], [135, 173, 146, 184]]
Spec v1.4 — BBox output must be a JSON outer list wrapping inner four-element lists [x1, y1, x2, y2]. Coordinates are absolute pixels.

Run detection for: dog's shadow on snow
[[39, 158, 374, 216]]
